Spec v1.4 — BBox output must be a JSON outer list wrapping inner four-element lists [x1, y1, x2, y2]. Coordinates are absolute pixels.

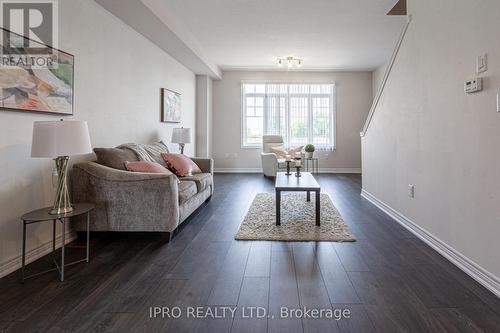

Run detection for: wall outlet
[[233, 153, 238, 159], [497, 93, 500, 113], [408, 185, 415, 198], [224, 153, 230, 158]]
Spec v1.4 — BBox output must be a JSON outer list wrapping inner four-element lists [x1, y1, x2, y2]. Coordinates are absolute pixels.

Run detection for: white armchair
[[261, 135, 286, 177]]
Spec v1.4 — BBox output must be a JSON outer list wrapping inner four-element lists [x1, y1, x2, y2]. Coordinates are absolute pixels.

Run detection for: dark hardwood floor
[[1, 174, 499, 332]]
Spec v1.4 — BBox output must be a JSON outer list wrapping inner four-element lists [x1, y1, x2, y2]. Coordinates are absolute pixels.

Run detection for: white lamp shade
[[171, 127, 191, 144], [31, 120, 93, 158]]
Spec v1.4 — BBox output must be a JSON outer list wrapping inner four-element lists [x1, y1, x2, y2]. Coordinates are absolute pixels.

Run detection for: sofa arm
[[261, 152, 278, 177], [71, 162, 180, 232], [191, 157, 214, 175]]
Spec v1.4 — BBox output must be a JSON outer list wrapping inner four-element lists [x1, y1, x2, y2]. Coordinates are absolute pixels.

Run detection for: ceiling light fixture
[[276, 56, 303, 68]]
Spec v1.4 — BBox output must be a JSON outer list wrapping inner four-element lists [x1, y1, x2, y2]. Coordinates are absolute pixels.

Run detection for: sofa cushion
[[118, 141, 169, 166], [287, 146, 304, 157], [140, 141, 170, 166], [271, 145, 287, 159], [180, 173, 212, 192], [178, 180, 197, 205], [263, 142, 284, 153], [94, 148, 138, 170], [124, 161, 172, 174], [161, 153, 202, 177]]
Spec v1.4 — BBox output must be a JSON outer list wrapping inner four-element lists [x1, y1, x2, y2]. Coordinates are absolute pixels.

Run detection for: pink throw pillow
[[161, 153, 202, 177], [124, 161, 172, 174]]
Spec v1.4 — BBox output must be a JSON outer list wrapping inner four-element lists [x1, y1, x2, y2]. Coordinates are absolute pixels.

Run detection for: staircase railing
[[360, 15, 412, 137]]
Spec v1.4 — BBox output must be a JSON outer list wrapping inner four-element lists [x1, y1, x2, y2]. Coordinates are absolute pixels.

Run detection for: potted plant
[[304, 144, 315, 158]]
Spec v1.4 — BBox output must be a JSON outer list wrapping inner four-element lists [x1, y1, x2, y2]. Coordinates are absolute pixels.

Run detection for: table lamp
[[171, 127, 191, 154], [31, 120, 92, 215]]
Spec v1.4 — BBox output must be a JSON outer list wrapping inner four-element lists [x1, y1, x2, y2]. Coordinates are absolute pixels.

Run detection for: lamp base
[[50, 206, 74, 215], [178, 143, 185, 154], [50, 156, 73, 215]]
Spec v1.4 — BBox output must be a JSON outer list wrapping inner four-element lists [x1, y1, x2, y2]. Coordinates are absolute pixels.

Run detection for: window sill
[[240, 146, 336, 151], [316, 146, 336, 151], [240, 145, 261, 149]]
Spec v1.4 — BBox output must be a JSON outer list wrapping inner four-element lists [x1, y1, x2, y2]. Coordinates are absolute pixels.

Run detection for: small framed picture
[[161, 88, 181, 123]]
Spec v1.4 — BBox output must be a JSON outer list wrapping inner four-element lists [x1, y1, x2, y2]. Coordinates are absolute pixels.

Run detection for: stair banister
[[361, 15, 412, 137]]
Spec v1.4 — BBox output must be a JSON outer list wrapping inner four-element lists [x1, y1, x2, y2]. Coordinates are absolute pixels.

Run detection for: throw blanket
[[118, 142, 169, 166]]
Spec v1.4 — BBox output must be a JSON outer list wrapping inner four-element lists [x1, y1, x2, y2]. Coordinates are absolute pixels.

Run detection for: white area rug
[[235, 193, 355, 242]]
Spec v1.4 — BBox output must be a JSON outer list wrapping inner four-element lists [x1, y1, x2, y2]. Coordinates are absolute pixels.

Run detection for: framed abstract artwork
[[0, 28, 74, 115], [161, 88, 181, 123]]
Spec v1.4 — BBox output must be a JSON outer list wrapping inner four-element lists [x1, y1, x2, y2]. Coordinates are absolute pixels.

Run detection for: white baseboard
[[318, 168, 361, 174], [214, 168, 361, 174], [361, 189, 500, 298], [214, 168, 262, 173], [0, 230, 77, 279]]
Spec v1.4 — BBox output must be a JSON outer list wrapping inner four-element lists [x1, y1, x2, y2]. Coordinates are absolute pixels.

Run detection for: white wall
[[213, 71, 372, 172], [0, 0, 196, 276], [372, 63, 388, 99], [362, 0, 500, 290], [195, 75, 213, 157]]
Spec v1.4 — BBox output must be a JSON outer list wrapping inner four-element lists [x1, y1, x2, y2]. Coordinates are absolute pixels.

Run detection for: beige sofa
[[261, 135, 287, 177], [71, 143, 213, 241]]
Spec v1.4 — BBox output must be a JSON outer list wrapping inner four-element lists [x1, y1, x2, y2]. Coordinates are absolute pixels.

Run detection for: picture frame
[[161, 88, 181, 123], [0, 28, 75, 116]]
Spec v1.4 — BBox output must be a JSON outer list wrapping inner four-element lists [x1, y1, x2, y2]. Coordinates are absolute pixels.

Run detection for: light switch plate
[[477, 54, 488, 73], [497, 93, 500, 112]]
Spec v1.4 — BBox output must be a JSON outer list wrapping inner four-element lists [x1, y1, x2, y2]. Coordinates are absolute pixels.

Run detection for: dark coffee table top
[[275, 172, 320, 191]]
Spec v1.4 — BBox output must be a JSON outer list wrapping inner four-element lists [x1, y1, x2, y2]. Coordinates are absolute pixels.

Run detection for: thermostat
[[464, 78, 483, 93]]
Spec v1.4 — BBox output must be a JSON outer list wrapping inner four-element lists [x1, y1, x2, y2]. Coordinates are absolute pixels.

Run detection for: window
[[241, 82, 336, 148]]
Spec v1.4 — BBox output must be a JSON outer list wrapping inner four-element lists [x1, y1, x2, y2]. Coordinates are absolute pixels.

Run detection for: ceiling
[[141, 0, 406, 72]]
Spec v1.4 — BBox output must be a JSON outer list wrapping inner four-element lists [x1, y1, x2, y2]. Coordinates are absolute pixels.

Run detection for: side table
[[304, 157, 319, 174], [20, 203, 94, 282]]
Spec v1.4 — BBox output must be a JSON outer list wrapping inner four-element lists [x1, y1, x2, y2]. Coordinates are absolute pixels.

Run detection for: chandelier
[[277, 56, 303, 68]]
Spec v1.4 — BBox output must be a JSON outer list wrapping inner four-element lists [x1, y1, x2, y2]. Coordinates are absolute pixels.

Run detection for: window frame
[[240, 82, 336, 149]]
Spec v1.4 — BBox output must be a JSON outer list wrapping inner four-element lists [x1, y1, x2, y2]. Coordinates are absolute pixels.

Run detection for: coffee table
[[275, 172, 321, 226]]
